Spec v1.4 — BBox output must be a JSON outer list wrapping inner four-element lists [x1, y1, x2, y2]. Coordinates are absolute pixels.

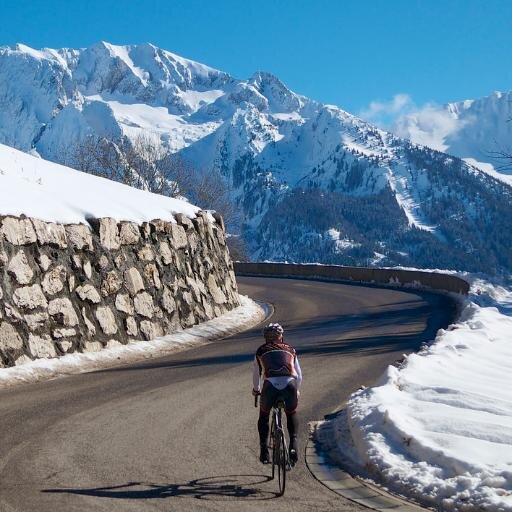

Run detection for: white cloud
[[359, 94, 465, 152], [359, 93, 413, 124]]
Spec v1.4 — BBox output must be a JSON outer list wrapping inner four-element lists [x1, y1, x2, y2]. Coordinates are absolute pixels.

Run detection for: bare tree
[[226, 234, 249, 262], [188, 168, 240, 228], [71, 133, 248, 257], [127, 133, 194, 197], [73, 136, 128, 183], [72, 134, 193, 198]]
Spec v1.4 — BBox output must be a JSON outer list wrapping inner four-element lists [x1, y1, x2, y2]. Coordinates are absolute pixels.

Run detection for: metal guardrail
[[234, 262, 470, 296]]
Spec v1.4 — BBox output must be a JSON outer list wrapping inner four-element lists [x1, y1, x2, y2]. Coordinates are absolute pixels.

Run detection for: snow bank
[[0, 142, 200, 225], [337, 277, 512, 511], [0, 295, 265, 389]]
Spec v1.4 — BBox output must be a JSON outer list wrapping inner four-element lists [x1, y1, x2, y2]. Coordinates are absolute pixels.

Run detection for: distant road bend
[[0, 276, 456, 512]]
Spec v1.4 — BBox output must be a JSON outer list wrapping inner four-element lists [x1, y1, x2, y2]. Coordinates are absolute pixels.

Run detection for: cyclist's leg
[[283, 380, 299, 463], [258, 381, 277, 463]]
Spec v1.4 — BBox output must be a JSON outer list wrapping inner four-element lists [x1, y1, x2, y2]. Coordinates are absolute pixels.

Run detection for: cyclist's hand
[[252, 388, 260, 397], [297, 390, 301, 398]]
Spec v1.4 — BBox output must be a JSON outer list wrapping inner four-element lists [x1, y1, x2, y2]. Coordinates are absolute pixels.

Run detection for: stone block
[[207, 274, 227, 304], [106, 339, 122, 348], [150, 219, 172, 234], [65, 224, 93, 251], [52, 328, 77, 339], [81, 307, 96, 336], [159, 241, 173, 265], [162, 287, 176, 313], [134, 292, 155, 318], [1, 217, 37, 245], [95, 306, 118, 335], [28, 334, 56, 358], [7, 250, 34, 285], [124, 267, 145, 296], [0, 322, 23, 350], [57, 339, 73, 353], [98, 218, 120, 250], [41, 265, 67, 296], [37, 253, 52, 271], [138, 245, 155, 261], [119, 222, 140, 245], [48, 298, 79, 326], [140, 320, 163, 340], [101, 270, 123, 296], [114, 253, 127, 269], [115, 293, 134, 315], [31, 219, 67, 248], [126, 317, 138, 336], [24, 311, 49, 330], [169, 223, 188, 249], [174, 213, 194, 231], [98, 255, 110, 270], [83, 341, 103, 353], [13, 284, 48, 310], [144, 263, 161, 289], [83, 259, 92, 279], [76, 284, 101, 304], [4, 302, 23, 321]]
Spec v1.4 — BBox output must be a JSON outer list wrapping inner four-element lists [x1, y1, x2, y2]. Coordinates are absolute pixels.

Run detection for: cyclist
[[252, 323, 302, 465]]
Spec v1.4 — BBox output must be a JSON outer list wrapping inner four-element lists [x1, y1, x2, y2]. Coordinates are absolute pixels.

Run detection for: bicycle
[[255, 394, 292, 496]]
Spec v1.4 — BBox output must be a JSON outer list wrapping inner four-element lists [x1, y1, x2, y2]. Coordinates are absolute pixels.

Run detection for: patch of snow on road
[[335, 276, 512, 511], [0, 296, 265, 389], [0, 142, 201, 224]]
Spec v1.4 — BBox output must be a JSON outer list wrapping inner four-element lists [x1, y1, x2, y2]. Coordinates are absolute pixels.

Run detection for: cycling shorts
[[260, 379, 298, 415]]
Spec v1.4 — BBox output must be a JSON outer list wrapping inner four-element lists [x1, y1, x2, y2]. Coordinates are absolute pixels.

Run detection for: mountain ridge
[[1, 41, 511, 277]]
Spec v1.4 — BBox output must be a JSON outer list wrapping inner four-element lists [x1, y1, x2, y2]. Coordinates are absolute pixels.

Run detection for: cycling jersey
[[253, 341, 302, 392]]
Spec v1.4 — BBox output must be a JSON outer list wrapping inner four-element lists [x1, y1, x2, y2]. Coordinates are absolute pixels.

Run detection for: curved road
[[0, 277, 456, 511]]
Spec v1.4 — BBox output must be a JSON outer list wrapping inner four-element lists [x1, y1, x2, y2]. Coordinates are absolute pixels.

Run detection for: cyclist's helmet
[[263, 322, 284, 341]]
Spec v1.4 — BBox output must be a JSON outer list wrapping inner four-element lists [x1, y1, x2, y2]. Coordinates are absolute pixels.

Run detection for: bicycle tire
[[270, 414, 277, 480], [277, 428, 286, 496]]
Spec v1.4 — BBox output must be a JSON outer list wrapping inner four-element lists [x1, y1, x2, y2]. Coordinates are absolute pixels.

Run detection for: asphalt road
[[0, 277, 456, 512]]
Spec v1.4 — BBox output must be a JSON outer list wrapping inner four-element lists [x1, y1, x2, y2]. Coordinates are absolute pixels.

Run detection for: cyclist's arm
[[252, 356, 261, 393], [294, 356, 302, 390]]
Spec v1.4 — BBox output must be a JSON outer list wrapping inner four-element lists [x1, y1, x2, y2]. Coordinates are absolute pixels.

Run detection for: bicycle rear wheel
[[276, 428, 287, 496], [270, 414, 276, 480]]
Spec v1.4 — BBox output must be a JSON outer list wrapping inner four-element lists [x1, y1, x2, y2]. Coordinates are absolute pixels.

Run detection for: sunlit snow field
[[336, 276, 512, 511]]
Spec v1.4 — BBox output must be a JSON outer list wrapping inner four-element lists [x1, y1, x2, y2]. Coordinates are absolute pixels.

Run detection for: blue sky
[[2, 0, 512, 114]]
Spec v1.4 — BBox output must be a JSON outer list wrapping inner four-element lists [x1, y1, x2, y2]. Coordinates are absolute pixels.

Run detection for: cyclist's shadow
[[43, 474, 278, 501]]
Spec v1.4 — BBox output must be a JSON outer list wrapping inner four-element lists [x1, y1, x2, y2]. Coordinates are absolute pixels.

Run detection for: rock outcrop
[[0, 212, 239, 367]]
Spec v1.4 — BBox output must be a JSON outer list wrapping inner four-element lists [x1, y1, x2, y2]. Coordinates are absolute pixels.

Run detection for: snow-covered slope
[[344, 279, 512, 511], [0, 142, 200, 224], [1, 42, 512, 276]]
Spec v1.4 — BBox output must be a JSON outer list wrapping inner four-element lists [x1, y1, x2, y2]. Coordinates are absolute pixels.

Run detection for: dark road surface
[[0, 277, 456, 511]]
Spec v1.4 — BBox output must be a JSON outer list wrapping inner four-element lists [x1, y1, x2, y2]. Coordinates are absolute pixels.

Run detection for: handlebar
[[254, 394, 259, 408]]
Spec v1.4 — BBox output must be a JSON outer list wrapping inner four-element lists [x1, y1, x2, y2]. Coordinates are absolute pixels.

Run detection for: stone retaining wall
[[0, 212, 239, 367], [234, 262, 470, 295]]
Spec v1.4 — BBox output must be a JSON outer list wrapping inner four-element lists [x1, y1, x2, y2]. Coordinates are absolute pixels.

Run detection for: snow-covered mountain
[[394, 90, 512, 184], [1, 42, 511, 276], [446, 92, 512, 180]]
